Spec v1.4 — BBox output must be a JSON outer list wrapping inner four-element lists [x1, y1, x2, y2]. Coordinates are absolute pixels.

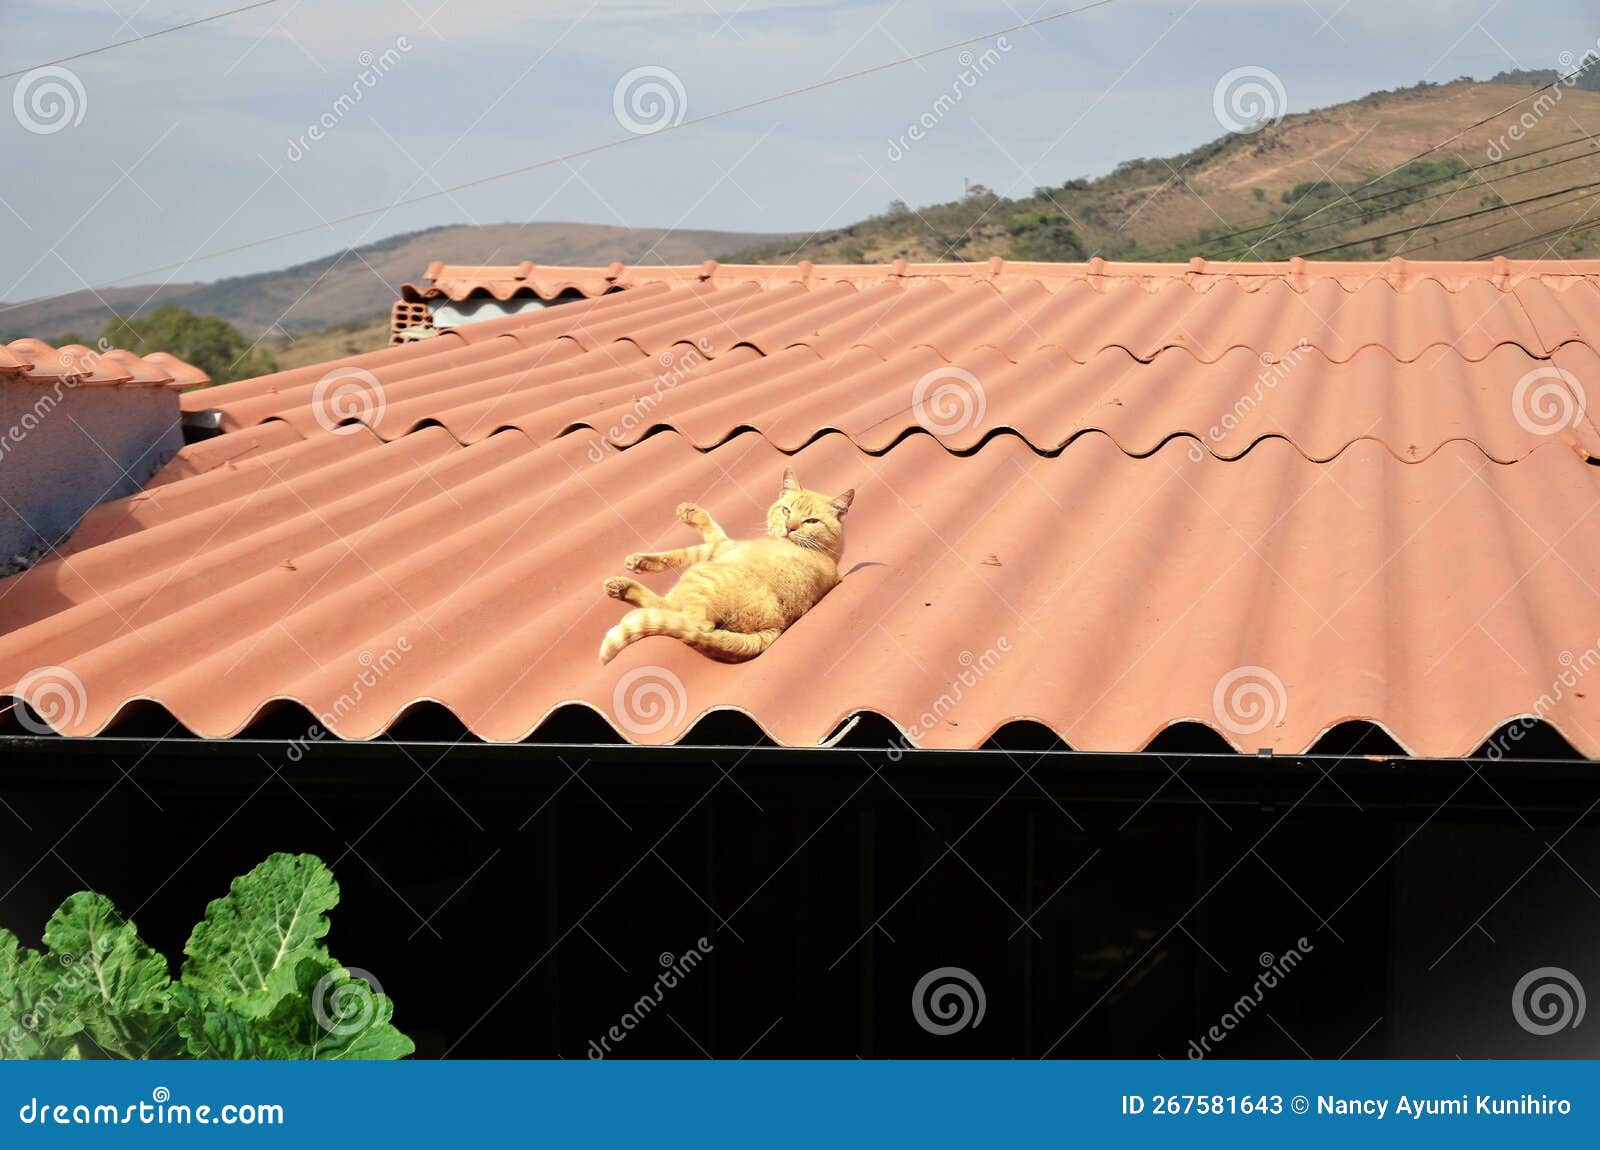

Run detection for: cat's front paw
[[603, 577, 634, 600], [676, 502, 710, 528], [624, 552, 663, 572]]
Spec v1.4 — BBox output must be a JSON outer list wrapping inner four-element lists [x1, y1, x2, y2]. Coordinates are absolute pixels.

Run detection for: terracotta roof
[[0, 425, 1597, 754], [400, 256, 1600, 302], [190, 269, 1600, 462], [0, 338, 210, 388], [7, 259, 1600, 755]]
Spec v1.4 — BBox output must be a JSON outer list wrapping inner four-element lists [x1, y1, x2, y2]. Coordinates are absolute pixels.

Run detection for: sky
[[1, 0, 1596, 306]]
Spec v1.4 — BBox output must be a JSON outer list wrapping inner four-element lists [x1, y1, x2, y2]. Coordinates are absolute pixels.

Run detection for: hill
[[13, 77, 1600, 357], [726, 79, 1600, 266], [1489, 49, 1600, 92], [3, 222, 790, 343]]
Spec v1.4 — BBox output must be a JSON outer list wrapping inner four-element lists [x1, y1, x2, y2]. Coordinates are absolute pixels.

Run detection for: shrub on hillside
[[103, 305, 277, 386]]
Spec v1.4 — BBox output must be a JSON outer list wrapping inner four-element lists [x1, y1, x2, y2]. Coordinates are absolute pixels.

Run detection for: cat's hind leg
[[604, 576, 666, 609]]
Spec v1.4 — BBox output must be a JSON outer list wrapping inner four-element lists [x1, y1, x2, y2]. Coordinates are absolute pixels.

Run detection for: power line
[[1186, 138, 1581, 254], [1152, 56, 1600, 261], [1295, 175, 1600, 257], [1178, 136, 1596, 259], [1200, 138, 1600, 258], [1473, 204, 1600, 259], [0, 0, 288, 82], [1394, 183, 1600, 258], [1, 0, 1124, 316], [1253, 56, 1600, 242]]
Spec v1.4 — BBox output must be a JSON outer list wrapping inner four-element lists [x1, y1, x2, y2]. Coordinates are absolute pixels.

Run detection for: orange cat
[[599, 469, 854, 664]]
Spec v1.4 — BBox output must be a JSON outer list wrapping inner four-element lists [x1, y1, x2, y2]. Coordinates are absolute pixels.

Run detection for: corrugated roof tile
[[2, 426, 1597, 754], [10, 260, 1600, 757], [184, 263, 1600, 462]]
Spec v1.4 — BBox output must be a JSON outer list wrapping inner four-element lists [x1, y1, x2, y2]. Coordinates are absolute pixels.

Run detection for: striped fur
[[600, 609, 781, 664], [598, 473, 854, 665]]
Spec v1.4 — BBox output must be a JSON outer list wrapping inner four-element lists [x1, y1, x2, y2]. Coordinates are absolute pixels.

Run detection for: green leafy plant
[[102, 305, 277, 386], [0, 853, 413, 1060]]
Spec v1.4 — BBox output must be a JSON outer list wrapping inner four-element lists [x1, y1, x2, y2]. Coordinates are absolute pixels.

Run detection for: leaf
[[0, 930, 26, 1030], [256, 957, 414, 1061], [0, 929, 92, 1060], [40, 894, 178, 1060], [181, 853, 338, 1017], [3, 852, 410, 1061], [171, 983, 263, 1060], [0, 930, 48, 1059]]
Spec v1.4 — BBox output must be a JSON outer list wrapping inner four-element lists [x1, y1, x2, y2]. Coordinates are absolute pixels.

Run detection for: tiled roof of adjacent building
[[0, 338, 210, 388]]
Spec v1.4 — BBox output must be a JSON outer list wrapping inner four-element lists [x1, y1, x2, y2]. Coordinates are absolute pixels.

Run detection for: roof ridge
[[402, 257, 1600, 306]]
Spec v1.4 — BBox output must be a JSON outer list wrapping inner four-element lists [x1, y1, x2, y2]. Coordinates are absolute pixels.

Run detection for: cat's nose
[[786, 520, 801, 533]]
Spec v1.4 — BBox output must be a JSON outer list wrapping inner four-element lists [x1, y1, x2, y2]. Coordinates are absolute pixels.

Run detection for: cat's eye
[[803, 518, 821, 525], [779, 506, 791, 515]]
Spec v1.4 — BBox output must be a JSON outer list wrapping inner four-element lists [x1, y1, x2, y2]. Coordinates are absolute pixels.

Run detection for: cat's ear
[[831, 489, 855, 517], [781, 468, 801, 493]]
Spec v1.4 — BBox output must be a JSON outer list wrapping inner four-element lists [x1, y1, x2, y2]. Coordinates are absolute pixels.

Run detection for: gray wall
[[427, 297, 550, 327], [0, 381, 182, 570]]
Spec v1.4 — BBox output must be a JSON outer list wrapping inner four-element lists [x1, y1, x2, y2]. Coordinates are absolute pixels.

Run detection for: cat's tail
[[681, 626, 783, 663], [599, 609, 782, 665]]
